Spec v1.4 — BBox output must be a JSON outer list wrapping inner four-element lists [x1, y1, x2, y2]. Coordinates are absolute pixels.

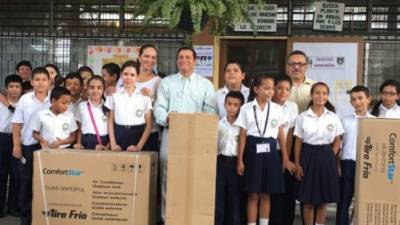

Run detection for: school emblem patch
[[337, 57, 345, 65], [62, 123, 69, 131], [271, 119, 278, 128], [102, 115, 107, 122], [136, 109, 144, 118], [327, 124, 334, 132]]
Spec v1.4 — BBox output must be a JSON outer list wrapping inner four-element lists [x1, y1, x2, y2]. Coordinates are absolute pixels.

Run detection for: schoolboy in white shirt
[[215, 91, 245, 225], [336, 85, 374, 225], [12, 67, 51, 225], [32, 86, 78, 149], [0, 75, 23, 217]]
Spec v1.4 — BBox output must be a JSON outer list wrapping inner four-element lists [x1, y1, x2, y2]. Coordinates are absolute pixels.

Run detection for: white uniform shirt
[[216, 85, 250, 119], [276, 100, 299, 149], [341, 112, 375, 161], [294, 107, 344, 145], [0, 102, 17, 134], [218, 117, 240, 157], [378, 103, 400, 119], [32, 109, 78, 148], [67, 98, 81, 118], [105, 88, 152, 126], [235, 100, 286, 139], [137, 76, 162, 133], [76, 100, 108, 136], [280, 100, 299, 136], [136, 76, 162, 101], [11, 92, 51, 145]]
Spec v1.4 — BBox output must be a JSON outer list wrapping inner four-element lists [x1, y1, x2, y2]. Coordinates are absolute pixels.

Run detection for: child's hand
[[13, 145, 22, 159], [106, 86, 117, 96], [236, 160, 245, 176], [111, 145, 122, 152], [126, 145, 138, 152], [140, 88, 153, 97], [73, 143, 84, 149], [283, 160, 296, 175], [41, 140, 50, 149], [95, 145, 107, 151], [295, 164, 303, 181], [49, 140, 61, 148]]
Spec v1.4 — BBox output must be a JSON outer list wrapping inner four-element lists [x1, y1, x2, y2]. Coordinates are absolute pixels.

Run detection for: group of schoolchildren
[[214, 56, 400, 225], [0, 44, 162, 225], [0, 46, 399, 225]]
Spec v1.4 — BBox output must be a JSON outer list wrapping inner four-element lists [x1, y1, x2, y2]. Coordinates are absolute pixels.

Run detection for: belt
[[82, 133, 107, 137], [115, 124, 145, 129], [218, 155, 237, 161]]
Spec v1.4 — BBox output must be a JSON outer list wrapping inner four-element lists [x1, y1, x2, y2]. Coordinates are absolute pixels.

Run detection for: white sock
[[259, 218, 269, 225], [315, 223, 324, 225], [247, 223, 256, 225]]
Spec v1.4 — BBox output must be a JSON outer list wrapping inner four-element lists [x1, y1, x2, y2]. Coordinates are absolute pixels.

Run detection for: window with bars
[[371, 7, 388, 29], [292, 6, 315, 24], [277, 7, 288, 22], [344, 6, 367, 21]]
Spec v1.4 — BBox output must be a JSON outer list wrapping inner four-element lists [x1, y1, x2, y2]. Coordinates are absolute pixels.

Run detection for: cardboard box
[[166, 113, 218, 225], [355, 118, 400, 225], [32, 150, 158, 225]]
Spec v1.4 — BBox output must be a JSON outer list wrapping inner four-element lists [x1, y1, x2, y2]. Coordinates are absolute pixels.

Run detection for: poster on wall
[[313, 2, 345, 32], [234, 4, 277, 32], [293, 42, 358, 117], [87, 46, 140, 75], [194, 45, 213, 77]]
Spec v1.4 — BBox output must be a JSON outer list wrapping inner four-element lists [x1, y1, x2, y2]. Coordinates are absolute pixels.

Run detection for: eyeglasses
[[381, 91, 398, 96], [287, 62, 307, 67]]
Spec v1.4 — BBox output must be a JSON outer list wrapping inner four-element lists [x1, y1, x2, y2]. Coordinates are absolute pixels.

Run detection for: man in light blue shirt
[[154, 46, 217, 223]]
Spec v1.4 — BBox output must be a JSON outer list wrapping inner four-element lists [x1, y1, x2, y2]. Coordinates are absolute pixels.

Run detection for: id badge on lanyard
[[253, 102, 270, 154]]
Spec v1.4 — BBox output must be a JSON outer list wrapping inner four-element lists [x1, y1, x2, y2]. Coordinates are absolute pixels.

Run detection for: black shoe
[[0, 209, 5, 218], [8, 208, 21, 217]]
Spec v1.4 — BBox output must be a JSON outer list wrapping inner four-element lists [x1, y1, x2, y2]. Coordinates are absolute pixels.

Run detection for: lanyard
[[87, 102, 103, 145], [253, 102, 270, 138]]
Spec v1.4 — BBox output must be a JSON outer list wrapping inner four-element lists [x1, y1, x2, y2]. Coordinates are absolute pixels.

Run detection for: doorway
[[218, 39, 287, 88]]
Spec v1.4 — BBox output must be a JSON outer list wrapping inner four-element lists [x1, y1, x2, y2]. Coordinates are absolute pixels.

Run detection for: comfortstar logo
[[42, 168, 84, 176], [387, 133, 397, 183]]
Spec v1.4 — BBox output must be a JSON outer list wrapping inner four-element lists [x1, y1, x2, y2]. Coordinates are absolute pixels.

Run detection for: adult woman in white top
[[135, 44, 162, 152]]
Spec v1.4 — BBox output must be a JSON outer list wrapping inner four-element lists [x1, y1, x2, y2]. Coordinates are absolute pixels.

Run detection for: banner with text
[[293, 42, 358, 117]]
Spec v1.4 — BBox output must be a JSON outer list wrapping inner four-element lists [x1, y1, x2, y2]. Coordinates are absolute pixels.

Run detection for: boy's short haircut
[[54, 75, 65, 87], [31, 67, 50, 79], [16, 60, 32, 71], [350, 85, 370, 97], [50, 86, 71, 101], [65, 72, 83, 86], [5, 74, 23, 87], [225, 91, 245, 106], [275, 74, 293, 87]]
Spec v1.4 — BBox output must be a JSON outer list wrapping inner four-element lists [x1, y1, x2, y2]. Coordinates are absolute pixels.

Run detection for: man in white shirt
[[154, 46, 217, 223]]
